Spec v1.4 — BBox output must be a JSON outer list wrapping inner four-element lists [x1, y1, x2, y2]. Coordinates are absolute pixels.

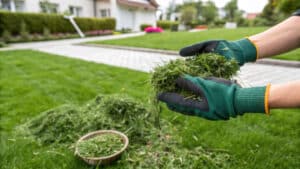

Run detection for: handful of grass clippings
[[77, 134, 124, 158], [151, 53, 239, 94]]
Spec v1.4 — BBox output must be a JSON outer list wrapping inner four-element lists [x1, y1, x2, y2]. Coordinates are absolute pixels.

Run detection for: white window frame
[[69, 6, 82, 17], [15, 0, 25, 12], [100, 8, 110, 18], [0, 0, 16, 12], [40, 1, 59, 14]]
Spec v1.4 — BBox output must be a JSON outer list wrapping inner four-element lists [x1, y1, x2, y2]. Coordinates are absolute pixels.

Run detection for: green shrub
[[74, 17, 116, 32], [43, 27, 51, 39], [1, 30, 11, 43], [0, 11, 73, 35], [140, 23, 152, 31], [119, 28, 132, 33], [252, 17, 269, 27], [0, 11, 116, 36], [157, 20, 179, 31], [20, 22, 30, 41], [0, 41, 6, 47], [214, 19, 226, 27]]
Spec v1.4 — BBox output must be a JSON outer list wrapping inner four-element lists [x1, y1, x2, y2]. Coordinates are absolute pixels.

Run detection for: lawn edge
[[79, 43, 300, 68], [78, 43, 178, 56], [255, 58, 300, 68]]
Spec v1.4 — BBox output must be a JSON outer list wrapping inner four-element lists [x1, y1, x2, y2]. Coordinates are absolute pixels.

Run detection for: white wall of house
[[97, 0, 157, 32], [96, 0, 111, 17], [117, 6, 135, 30], [1, 0, 158, 32], [134, 8, 156, 30], [18, 0, 94, 17], [114, 3, 156, 31]]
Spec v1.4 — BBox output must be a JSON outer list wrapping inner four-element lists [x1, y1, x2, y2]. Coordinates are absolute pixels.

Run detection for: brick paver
[[36, 45, 300, 87], [238, 63, 300, 87], [35, 45, 178, 72], [1, 33, 299, 87]]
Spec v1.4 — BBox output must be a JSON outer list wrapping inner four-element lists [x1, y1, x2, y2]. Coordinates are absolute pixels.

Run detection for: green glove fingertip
[[215, 38, 257, 65]]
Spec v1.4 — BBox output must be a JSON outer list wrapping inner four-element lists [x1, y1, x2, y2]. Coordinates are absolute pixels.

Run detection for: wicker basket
[[75, 130, 129, 165]]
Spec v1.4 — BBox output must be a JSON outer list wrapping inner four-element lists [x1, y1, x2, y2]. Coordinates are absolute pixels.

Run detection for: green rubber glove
[[179, 38, 257, 66], [158, 75, 270, 120]]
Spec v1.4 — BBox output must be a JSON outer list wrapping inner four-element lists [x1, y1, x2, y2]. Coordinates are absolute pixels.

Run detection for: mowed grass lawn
[[0, 50, 299, 169], [90, 27, 300, 61]]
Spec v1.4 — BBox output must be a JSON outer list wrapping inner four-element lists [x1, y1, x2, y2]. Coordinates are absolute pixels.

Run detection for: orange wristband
[[264, 83, 271, 115]]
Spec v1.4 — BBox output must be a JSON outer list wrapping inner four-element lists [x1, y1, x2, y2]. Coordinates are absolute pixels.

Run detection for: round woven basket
[[75, 130, 129, 165]]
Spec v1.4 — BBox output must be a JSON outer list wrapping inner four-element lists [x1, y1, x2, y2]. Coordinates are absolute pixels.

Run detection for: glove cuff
[[234, 85, 270, 115], [232, 38, 257, 63]]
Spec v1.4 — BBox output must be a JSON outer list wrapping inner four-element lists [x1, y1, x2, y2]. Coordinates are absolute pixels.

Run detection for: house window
[[40, 1, 58, 13], [15, 0, 25, 12], [0, 0, 9, 10], [0, 0, 13, 11], [0, 0, 24, 12], [69, 6, 82, 17], [100, 9, 110, 17]]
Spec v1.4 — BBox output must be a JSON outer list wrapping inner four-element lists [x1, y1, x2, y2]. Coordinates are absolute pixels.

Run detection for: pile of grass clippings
[[23, 105, 88, 144], [100, 95, 154, 143], [150, 53, 239, 94], [19, 94, 232, 168], [19, 94, 153, 144], [77, 134, 124, 158], [114, 123, 231, 169]]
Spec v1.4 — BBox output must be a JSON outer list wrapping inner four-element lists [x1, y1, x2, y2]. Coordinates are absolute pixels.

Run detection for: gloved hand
[[179, 38, 257, 66], [158, 75, 271, 120]]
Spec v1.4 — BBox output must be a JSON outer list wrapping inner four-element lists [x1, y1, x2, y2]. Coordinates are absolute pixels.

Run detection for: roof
[[117, 0, 159, 10], [246, 13, 260, 20]]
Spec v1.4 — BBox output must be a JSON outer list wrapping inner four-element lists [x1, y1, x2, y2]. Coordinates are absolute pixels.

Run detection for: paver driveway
[[2, 33, 299, 87]]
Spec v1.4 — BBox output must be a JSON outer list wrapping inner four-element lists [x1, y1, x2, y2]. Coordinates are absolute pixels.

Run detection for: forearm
[[269, 81, 300, 109], [249, 16, 300, 59]]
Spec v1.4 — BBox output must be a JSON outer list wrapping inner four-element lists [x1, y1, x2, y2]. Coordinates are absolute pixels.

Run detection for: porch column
[[10, 0, 16, 12], [93, 0, 97, 17]]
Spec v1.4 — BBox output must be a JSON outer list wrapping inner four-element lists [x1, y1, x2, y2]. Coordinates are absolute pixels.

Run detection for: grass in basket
[[77, 133, 124, 158]]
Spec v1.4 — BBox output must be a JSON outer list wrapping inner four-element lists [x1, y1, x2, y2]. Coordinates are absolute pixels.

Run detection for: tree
[[224, 0, 238, 22], [165, 0, 176, 20], [277, 0, 300, 14], [258, 0, 288, 26], [180, 6, 197, 27], [260, 0, 279, 25], [201, 1, 217, 24], [175, 1, 203, 21]]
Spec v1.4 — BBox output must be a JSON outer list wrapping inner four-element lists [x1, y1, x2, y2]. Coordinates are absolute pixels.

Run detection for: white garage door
[[119, 7, 135, 30]]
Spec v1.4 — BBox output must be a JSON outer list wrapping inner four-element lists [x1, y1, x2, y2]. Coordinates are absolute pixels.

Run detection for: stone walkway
[[0, 32, 145, 51], [35, 44, 177, 72], [1, 33, 299, 87]]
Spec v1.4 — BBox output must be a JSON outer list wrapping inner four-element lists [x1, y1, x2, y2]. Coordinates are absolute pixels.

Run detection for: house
[[0, 0, 159, 31], [246, 13, 260, 20]]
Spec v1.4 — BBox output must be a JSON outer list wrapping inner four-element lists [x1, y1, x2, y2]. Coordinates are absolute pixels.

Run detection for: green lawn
[[0, 50, 299, 169], [90, 27, 300, 61]]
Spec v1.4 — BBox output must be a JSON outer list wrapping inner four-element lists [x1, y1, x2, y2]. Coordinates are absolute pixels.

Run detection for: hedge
[[140, 23, 152, 31], [157, 20, 179, 31], [0, 11, 116, 35], [75, 17, 116, 32]]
